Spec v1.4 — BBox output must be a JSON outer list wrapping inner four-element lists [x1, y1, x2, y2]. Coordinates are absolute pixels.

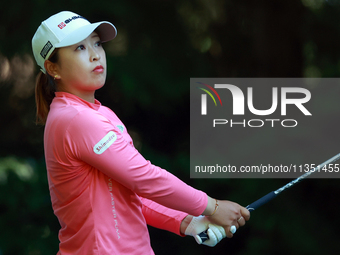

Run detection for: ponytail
[[35, 50, 59, 125], [35, 72, 56, 124]]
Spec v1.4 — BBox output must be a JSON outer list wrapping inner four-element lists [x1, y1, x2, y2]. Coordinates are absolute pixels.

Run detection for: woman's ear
[[44, 60, 59, 78]]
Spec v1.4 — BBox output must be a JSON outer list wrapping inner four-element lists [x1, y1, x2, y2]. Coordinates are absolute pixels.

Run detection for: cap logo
[[64, 15, 85, 24], [40, 41, 53, 59], [58, 22, 66, 29], [57, 15, 87, 29]]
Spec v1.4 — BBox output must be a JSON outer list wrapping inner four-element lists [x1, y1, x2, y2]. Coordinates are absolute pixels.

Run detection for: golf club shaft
[[197, 153, 340, 242]]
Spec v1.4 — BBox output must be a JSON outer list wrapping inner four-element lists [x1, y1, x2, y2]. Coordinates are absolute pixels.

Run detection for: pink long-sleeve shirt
[[44, 92, 208, 254]]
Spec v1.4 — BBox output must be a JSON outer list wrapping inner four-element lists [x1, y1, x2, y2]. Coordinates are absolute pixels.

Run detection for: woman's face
[[53, 31, 107, 100]]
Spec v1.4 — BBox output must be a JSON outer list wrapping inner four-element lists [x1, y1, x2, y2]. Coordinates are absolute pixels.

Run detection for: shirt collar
[[54, 92, 101, 110]]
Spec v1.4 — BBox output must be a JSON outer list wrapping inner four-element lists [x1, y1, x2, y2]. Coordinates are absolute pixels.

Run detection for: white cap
[[32, 11, 117, 73]]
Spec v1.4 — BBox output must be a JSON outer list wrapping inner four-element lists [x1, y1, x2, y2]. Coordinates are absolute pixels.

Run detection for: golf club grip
[[197, 191, 277, 242], [246, 191, 277, 212]]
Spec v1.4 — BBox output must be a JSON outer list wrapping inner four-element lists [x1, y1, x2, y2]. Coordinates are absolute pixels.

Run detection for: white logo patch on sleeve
[[93, 131, 117, 155]]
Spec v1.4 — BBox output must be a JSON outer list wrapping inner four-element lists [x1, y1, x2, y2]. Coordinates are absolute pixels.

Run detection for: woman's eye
[[95, 41, 102, 47], [76, 45, 86, 50]]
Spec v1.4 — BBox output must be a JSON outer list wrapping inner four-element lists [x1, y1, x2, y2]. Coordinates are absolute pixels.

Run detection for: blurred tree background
[[1, 0, 340, 254]]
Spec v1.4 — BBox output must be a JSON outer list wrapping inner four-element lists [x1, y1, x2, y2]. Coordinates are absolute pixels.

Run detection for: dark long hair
[[35, 50, 59, 125]]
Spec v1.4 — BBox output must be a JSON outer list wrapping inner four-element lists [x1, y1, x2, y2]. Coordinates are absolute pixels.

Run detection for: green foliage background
[[1, 0, 340, 254]]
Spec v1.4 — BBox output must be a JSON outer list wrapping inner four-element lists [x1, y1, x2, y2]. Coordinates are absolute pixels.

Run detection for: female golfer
[[32, 11, 250, 254]]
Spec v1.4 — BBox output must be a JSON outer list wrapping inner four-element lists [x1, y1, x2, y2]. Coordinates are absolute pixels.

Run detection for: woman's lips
[[93, 65, 104, 73]]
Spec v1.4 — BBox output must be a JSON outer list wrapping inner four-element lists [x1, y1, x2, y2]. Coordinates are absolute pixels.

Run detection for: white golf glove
[[184, 215, 226, 247]]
